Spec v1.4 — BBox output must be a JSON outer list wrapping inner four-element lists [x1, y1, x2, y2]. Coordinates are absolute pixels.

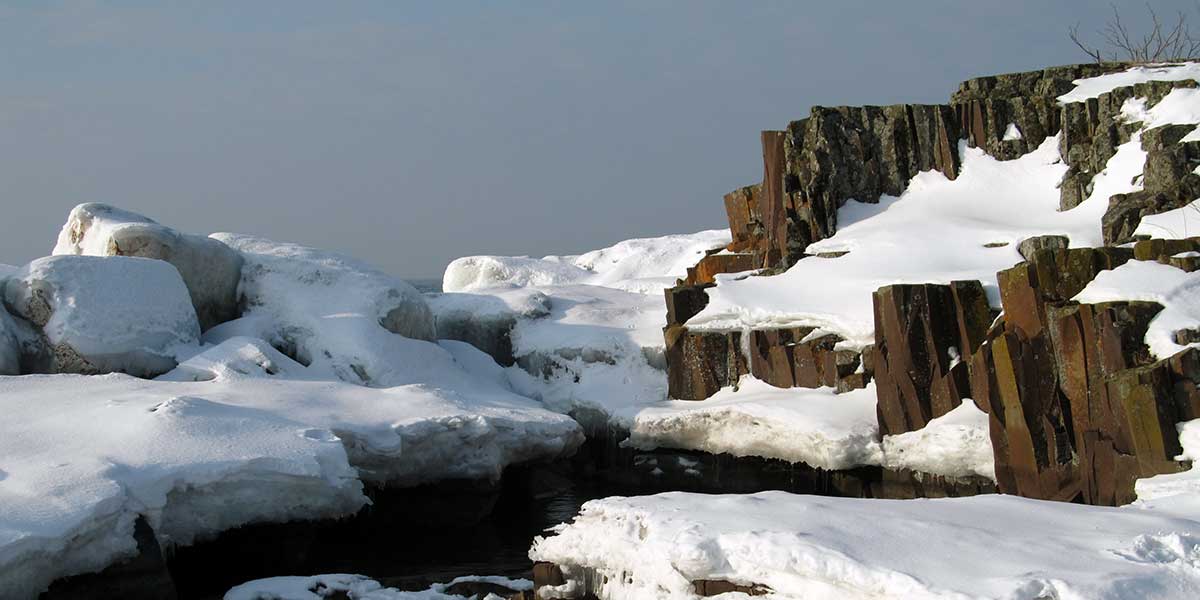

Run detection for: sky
[[1, 1, 1196, 278]]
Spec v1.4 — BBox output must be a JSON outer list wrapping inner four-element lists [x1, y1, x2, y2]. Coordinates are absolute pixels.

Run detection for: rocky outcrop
[[872, 281, 993, 437], [970, 244, 1198, 505], [1103, 123, 1200, 243], [663, 63, 1200, 508]]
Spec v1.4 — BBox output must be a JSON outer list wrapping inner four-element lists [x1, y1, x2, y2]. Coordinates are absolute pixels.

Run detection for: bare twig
[[1068, 2, 1200, 63]]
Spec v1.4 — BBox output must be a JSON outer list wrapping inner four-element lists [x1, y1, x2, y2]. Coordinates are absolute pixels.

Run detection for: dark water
[[44, 432, 994, 599], [168, 466, 613, 600]]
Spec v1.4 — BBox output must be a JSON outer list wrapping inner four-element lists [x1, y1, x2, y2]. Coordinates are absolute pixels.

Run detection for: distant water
[[407, 278, 442, 293]]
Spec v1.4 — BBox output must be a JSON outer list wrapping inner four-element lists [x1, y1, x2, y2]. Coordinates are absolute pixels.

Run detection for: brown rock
[[872, 281, 991, 436], [997, 247, 1132, 338], [665, 326, 747, 400], [748, 328, 864, 390], [971, 329, 1080, 502]]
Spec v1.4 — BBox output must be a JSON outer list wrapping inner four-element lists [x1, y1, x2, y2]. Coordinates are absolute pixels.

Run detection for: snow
[[1073, 260, 1200, 359], [880, 399, 994, 479], [1136, 419, 1200, 511], [442, 230, 729, 294], [226, 574, 532, 600], [530, 490, 1200, 600], [51, 203, 157, 256], [1002, 122, 1022, 141], [0, 225, 584, 599], [157, 336, 584, 486], [1134, 200, 1200, 239], [687, 135, 1134, 348], [0, 373, 367, 600], [434, 230, 730, 428], [3, 255, 200, 376], [625, 377, 882, 471], [52, 202, 245, 331], [210, 232, 437, 385], [1057, 62, 1200, 104], [0, 337, 581, 598]]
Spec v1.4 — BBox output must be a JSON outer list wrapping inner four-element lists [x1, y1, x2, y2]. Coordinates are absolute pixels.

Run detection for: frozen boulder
[[209, 233, 435, 382], [53, 203, 244, 331], [3, 255, 201, 377]]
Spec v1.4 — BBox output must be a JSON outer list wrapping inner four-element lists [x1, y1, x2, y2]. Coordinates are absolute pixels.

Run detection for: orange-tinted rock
[[872, 281, 992, 436], [997, 247, 1132, 338], [970, 329, 1080, 502], [686, 252, 756, 285]]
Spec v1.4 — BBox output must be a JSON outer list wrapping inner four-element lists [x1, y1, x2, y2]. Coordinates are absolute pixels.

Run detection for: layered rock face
[[664, 63, 1200, 506]]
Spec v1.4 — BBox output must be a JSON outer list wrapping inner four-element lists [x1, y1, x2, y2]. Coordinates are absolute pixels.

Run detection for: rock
[[3, 255, 199, 377], [748, 327, 864, 391], [1102, 124, 1200, 244], [665, 326, 746, 400], [1133, 237, 1200, 272], [685, 252, 756, 285], [1046, 301, 1167, 505], [872, 281, 992, 436], [780, 104, 961, 265], [1058, 79, 1194, 210], [969, 328, 1080, 502], [664, 283, 712, 327], [723, 184, 764, 251], [1017, 235, 1069, 261], [692, 580, 769, 597], [53, 203, 244, 331], [997, 247, 1132, 338], [0, 304, 21, 375]]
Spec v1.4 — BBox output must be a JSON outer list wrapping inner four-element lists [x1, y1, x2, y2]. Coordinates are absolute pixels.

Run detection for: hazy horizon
[[2, 1, 1194, 279]]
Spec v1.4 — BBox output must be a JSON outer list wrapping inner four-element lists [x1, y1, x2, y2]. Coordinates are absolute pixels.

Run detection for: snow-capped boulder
[[53, 203, 244, 331], [3, 255, 200, 377], [208, 233, 435, 383]]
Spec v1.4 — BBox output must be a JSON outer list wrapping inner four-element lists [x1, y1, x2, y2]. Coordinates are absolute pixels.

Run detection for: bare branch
[[1069, 2, 1200, 63]]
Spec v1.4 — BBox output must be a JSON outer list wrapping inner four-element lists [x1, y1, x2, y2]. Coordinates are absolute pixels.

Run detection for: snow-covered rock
[[53, 203, 244, 331], [530, 491, 1200, 599], [1073, 260, 1200, 360], [0, 338, 583, 597], [155, 336, 584, 486], [0, 373, 367, 600], [3, 255, 200, 377], [442, 230, 729, 294], [210, 233, 436, 385], [435, 230, 729, 429], [686, 134, 1130, 348], [625, 377, 881, 471]]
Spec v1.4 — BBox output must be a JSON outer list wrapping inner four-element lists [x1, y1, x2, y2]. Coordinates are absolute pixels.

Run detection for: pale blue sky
[[1, 1, 1194, 277]]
